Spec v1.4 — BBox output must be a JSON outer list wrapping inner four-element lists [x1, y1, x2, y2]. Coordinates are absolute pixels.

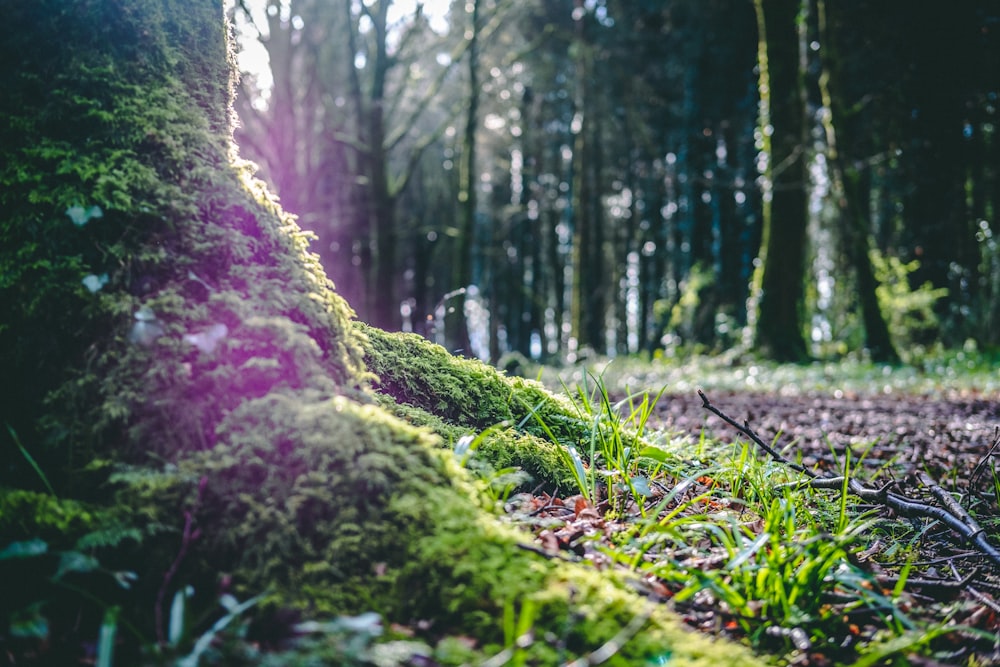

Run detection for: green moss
[[359, 323, 524, 426], [167, 391, 760, 666], [1, 0, 367, 483], [372, 393, 577, 490], [360, 323, 603, 489]]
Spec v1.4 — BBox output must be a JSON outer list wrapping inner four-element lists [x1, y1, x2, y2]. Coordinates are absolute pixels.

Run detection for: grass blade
[[6, 424, 56, 497]]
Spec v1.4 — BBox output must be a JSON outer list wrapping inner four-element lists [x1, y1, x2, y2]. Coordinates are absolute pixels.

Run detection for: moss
[[372, 392, 577, 490], [360, 323, 602, 489], [165, 391, 759, 666], [1, 0, 366, 482]]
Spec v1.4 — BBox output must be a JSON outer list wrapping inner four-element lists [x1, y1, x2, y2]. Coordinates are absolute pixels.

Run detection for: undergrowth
[[483, 370, 998, 666]]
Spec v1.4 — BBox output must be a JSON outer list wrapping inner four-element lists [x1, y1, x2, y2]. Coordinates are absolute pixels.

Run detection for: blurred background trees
[[229, 0, 1000, 363]]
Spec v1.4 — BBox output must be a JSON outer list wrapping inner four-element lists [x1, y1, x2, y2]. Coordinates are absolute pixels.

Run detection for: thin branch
[[969, 427, 1000, 491], [698, 390, 1000, 568], [155, 476, 207, 645], [950, 561, 1000, 614], [384, 0, 512, 152], [698, 389, 815, 478]]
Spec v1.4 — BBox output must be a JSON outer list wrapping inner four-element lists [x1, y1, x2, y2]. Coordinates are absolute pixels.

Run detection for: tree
[[233, 0, 466, 331], [569, 6, 609, 356], [445, 0, 481, 355], [815, 0, 900, 363], [750, 0, 810, 361], [0, 0, 763, 663]]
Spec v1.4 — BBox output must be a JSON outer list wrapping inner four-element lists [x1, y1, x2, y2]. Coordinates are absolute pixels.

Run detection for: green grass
[[523, 371, 667, 517], [497, 365, 996, 665]]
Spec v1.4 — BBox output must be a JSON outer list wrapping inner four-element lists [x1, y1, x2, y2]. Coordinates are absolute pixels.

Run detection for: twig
[[918, 472, 986, 539], [516, 542, 579, 563], [969, 427, 1000, 492], [950, 561, 1000, 615], [698, 390, 1000, 568], [876, 569, 978, 594], [698, 390, 815, 479]]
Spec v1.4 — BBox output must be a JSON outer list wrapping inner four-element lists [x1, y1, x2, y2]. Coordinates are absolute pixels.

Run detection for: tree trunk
[[898, 6, 980, 343], [446, 0, 480, 355], [0, 1, 762, 664], [750, 0, 810, 361], [817, 0, 899, 364]]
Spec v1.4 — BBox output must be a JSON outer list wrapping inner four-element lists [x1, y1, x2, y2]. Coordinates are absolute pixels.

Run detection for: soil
[[652, 389, 1000, 483], [649, 388, 1000, 665]]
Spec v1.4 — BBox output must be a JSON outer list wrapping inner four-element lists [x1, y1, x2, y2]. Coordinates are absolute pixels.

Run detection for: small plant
[[870, 248, 948, 359], [0, 538, 140, 661], [7, 424, 57, 497], [522, 371, 667, 517], [453, 430, 532, 506], [628, 441, 924, 660]]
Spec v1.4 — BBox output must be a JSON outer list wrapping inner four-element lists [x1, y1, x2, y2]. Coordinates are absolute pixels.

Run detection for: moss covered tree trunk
[[750, 0, 810, 362], [0, 1, 761, 664]]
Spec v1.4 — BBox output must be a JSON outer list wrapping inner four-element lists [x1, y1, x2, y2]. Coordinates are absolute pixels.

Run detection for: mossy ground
[[0, 2, 764, 664]]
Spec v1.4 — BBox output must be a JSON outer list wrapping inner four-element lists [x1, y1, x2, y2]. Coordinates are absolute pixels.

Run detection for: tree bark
[[751, 0, 810, 361], [817, 0, 900, 364], [446, 0, 480, 355]]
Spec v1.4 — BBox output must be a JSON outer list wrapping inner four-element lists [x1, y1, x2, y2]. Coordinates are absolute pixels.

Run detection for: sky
[[232, 0, 453, 104]]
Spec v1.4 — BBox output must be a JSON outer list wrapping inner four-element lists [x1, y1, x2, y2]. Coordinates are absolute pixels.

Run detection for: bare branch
[[698, 390, 1000, 568]]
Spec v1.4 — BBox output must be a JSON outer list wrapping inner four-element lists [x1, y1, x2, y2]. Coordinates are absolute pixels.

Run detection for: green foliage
[[586, 429, 964, 664], [525, 372, 667, 517], [0, 489, 99, 545], [870, 249, 948, 359], [655, 263, 735, 352], [0, 536, 139, 654]]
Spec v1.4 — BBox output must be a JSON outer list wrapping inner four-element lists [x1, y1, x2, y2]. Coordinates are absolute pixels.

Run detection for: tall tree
[[750, 0, 809, 361], [896, 5, 991, 343], [234, 0, 466, 330], [816, 0, 899, 363], [569, 9, 608, 356], [446, 0, 481, 354]]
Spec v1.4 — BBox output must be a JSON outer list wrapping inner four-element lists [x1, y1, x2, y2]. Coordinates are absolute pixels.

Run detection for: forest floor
[[651, 388, 1000, 666], [652, 388, 1000, 486], [660, 388, 1000, 662], [517, 361, 1000, 665]]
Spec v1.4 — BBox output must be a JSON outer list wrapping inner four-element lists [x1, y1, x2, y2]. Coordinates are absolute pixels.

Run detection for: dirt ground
[[648, 389, 1000, 664], [652, 389, 1000, 483]]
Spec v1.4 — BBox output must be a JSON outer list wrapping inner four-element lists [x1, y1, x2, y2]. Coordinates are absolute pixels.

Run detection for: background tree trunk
[[751, 0, 810, 361], [446, 0, 480, 355], [816, 0, 900, 363]]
